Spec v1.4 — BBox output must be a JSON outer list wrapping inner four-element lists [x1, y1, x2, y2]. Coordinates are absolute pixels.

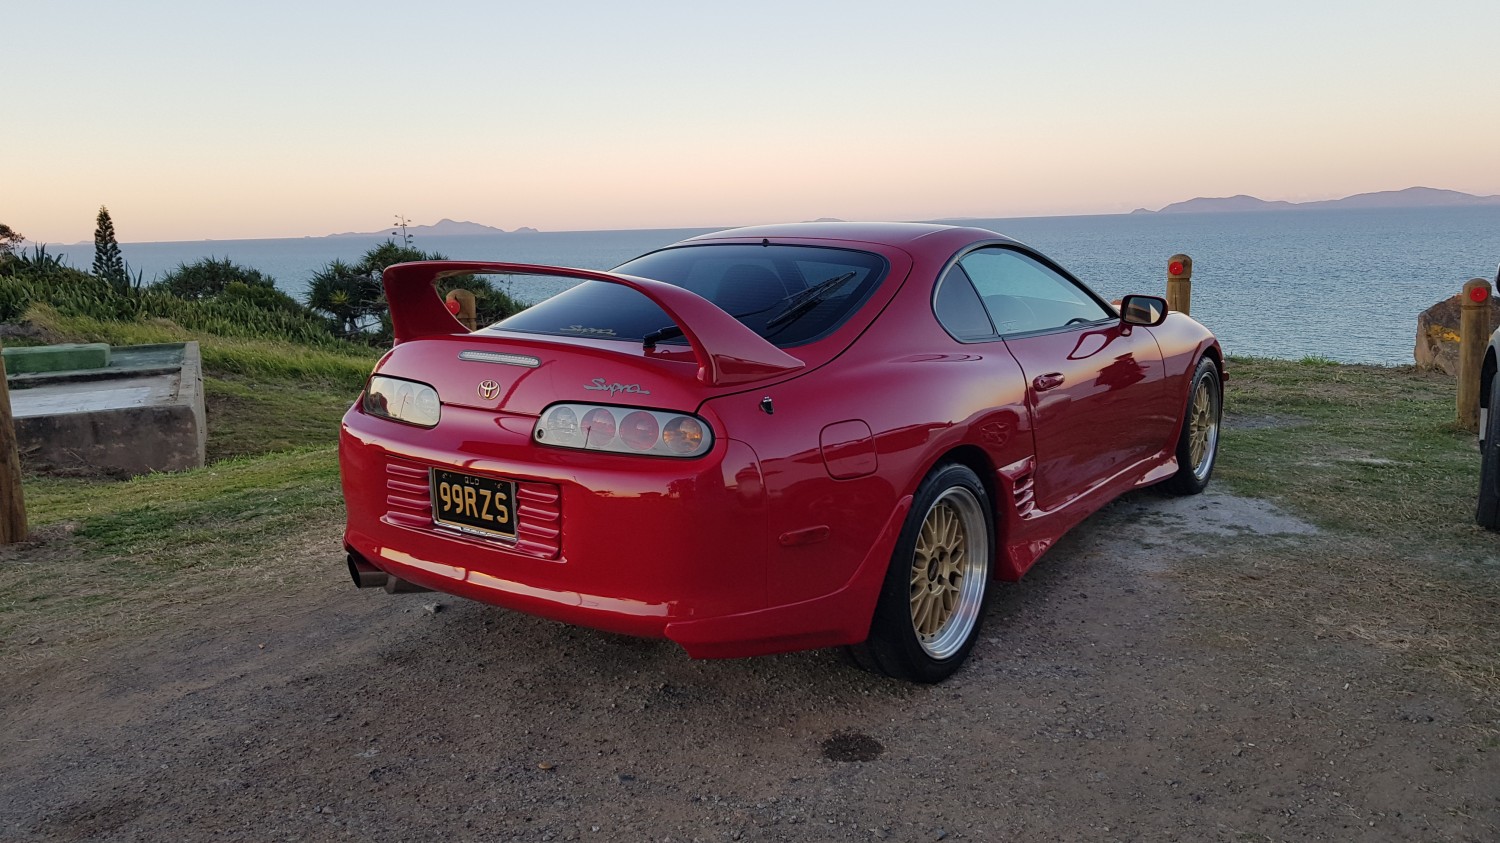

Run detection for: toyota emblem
[[477, 379, 500, 400]]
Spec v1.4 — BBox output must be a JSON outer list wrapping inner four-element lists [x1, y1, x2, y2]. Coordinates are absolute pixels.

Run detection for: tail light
[[534, 404, 713, 458], [364, 375, 441, 428]]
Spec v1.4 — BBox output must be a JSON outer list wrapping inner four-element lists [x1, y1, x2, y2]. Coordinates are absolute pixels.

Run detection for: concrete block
[[1, 343, 111, 374], [7, 342, 206, 477]]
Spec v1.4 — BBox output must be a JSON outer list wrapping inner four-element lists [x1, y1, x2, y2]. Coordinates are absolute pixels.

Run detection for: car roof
[[683, 221, 1021, 250]]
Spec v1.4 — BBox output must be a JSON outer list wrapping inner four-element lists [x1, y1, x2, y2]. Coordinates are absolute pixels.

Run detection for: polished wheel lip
[[1187, 374, 1221, 482], [908, 486, 988, 660]]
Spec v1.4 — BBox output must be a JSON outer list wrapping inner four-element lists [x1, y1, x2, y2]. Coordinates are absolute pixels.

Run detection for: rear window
[[493, 244, 889, 348]]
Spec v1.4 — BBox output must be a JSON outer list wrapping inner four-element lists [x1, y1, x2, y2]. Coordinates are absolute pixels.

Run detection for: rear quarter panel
[[705, 259, 1036, 606]]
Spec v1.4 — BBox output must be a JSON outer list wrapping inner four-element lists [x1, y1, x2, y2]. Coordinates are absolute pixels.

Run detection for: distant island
[[1131, 186, 1500, 215], [324, 219, 539, 238]]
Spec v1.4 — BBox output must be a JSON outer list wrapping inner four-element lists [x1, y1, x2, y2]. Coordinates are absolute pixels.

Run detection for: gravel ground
[[2, 489, 1496, 841]]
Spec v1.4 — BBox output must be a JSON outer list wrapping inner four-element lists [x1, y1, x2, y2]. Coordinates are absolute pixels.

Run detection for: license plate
[[431, 469, 516, 539]]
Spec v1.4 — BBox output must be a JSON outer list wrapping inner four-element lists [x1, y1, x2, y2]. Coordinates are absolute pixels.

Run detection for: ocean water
[[44, 207, 1500, 366]]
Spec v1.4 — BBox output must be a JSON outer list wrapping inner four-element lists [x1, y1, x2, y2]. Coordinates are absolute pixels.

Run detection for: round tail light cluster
[[534, 403, 712, 457]]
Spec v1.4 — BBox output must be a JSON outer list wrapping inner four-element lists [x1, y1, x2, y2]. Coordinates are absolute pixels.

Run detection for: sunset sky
[[7, 1, 1499, 244]]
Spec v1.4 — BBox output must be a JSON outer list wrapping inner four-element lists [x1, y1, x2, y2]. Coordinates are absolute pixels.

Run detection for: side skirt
[[992, 450, 1177, 581]]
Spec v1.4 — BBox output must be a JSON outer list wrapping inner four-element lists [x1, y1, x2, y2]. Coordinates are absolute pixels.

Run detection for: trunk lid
[[374, 331, 713, 416]]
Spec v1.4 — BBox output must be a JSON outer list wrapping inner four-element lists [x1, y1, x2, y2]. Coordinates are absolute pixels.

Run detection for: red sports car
[[339, 222, 1223, 682]]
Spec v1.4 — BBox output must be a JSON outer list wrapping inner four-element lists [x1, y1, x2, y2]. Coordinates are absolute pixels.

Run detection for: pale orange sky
[[6, 1, 1499, 244]]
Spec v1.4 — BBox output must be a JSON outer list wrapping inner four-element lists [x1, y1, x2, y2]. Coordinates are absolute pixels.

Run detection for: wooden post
[[1166, 254, 1193, 314], [0, 339, 27, 544], [1457, 277, 1492, 432], [445, 289, 478, 332]]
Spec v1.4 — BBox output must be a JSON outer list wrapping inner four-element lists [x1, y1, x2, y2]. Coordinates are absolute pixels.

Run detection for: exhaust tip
[[347, 552, 389, 589]]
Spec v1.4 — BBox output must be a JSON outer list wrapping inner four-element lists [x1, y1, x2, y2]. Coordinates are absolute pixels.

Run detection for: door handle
[[1033, 372, 1066, 392]]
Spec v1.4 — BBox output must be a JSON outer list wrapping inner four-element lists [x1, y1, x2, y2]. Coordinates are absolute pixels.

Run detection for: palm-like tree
[[305, 259, 383, 338]]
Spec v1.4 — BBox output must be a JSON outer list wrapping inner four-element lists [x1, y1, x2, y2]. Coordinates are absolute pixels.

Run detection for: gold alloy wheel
[[908, 486, 988, 659], [1187, 374, 1220, 481]]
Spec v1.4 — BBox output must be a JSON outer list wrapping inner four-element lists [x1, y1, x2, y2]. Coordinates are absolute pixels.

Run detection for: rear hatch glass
[[492, 244, 888, 349]]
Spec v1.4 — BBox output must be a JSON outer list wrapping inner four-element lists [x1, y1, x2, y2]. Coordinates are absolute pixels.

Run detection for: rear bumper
[[340, 404, 900, 658], [344, 538, 679, 637], [346, 505, 902, 659]]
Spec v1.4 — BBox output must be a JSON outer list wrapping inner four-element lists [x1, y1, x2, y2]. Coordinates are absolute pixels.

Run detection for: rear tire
[[1162, 356, 1222, 496], [1477, 370, 1500, 530], [849, 463, 994, 683]]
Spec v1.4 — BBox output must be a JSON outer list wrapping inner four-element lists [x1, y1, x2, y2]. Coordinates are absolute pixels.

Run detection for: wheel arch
[[911, 443, 1006, 575], [934, 444, 999, 512], [1202, 341, 1225, 381]]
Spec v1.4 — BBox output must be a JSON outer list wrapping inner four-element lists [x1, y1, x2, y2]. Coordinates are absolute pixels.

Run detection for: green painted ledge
[[2, 343, 111, 375]]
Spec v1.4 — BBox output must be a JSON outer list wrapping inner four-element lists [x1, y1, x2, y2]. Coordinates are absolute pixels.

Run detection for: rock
[[1415, 292, 1500, 374]]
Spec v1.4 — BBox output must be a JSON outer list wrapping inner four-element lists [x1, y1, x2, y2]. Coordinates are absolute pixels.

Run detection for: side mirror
[[1120, 294, 1167, 327]]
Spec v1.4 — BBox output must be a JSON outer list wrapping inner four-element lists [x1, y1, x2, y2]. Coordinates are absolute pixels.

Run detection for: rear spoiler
[[382, 261, 805, 388]]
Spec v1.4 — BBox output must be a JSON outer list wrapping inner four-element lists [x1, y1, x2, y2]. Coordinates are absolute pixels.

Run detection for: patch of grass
[[1188, 357, 1500, 705], [1297, 353, 1339, 366], [1219, 357, 1481, 548], [1, 305, 367, 658], [23, 447, 341, 555], [1, 449, 346, 650], [205, 376, 357, 460], [198, 339, 375, 390]]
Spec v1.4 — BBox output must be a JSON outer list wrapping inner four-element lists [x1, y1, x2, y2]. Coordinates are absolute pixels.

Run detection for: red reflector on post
[[1169, 261, 1184, 276], [445, 298, 461, 314], [1470, 287, 1489, 303]]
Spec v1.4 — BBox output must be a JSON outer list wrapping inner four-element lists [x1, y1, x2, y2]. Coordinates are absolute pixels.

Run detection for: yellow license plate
[[431, 469, 516, 539]]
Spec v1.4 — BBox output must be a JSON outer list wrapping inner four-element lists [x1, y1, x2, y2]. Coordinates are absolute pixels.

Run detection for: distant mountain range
[[324, 218, 538, 238], [1131, 186, 1500, 215]]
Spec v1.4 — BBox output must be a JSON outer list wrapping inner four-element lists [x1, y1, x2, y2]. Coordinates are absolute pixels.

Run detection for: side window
[[959, 248, 1112, 335], [934, 265, 996, 341]]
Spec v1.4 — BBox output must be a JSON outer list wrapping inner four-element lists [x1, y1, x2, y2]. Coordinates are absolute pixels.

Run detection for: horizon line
[[22, 184, 1500, 247]]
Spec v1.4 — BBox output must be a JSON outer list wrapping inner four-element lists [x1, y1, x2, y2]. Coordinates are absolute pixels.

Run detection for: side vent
[[385, 461, 432, 529], [999, 456, 1038, 518], [1011, 470, 1036, 516], [513, 483, 562, 559]]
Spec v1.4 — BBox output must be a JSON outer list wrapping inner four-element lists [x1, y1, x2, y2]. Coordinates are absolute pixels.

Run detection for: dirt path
[[2, 490, 1496, 841]]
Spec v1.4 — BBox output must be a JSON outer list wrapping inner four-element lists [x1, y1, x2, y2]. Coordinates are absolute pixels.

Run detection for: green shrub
[[1, 248, 343, 346], [307, 239, 528, 342], [2, 240, 527, 349], [0, 250, 136, 323], [154, 256, 276, 300]]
